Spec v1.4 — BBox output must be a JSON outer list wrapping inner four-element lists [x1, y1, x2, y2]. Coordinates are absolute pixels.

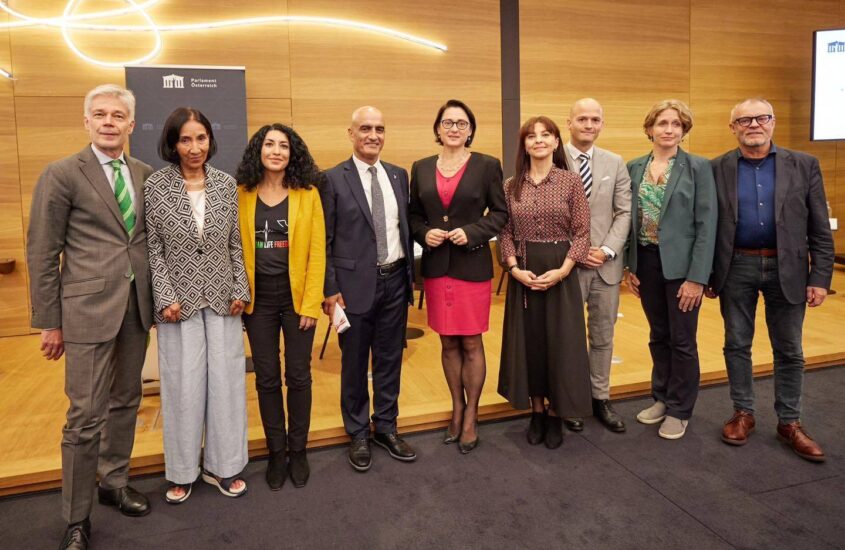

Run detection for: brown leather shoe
[[721, 410, 755, 446], [777, 422, 826, 463]]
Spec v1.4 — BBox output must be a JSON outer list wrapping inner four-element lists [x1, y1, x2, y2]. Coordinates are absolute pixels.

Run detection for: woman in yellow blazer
[[235, 123, 325, 491]]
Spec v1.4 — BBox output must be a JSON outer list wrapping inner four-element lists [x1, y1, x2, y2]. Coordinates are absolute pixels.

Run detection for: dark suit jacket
[[626, 147, 717, 285], [710, 146, 834, 304], [321, 157, 414, 315], [409, 152, 507, 281], [27, 145, 154, 343]]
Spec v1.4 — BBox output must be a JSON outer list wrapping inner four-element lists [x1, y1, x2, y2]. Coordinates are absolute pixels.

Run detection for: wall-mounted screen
[[812, 29, 845, 141]]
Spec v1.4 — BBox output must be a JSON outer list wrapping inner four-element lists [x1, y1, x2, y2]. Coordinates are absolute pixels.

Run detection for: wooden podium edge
[[2, 355, 843, 498]]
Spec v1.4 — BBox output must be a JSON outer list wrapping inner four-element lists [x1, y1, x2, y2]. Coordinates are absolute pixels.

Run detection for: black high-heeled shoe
[[545, 415, 564, 449], [527, 410, 547, 445]]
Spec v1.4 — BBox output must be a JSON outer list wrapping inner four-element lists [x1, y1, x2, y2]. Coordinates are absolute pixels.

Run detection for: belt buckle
[[377, 263, 391, 276]]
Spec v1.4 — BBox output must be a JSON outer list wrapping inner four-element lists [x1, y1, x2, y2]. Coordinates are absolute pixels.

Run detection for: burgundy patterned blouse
[[499, 167, 591, 264]]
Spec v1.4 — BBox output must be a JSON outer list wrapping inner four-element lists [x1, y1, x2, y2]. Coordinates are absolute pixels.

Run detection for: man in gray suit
[[563, 98, 632, 433], [707, 98, 833, 462], [27, 84, 154, 550]]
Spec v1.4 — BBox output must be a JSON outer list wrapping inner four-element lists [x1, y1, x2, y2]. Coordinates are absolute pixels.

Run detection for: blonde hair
[[83, 84, 136, 120], [642, 99, 693, 140]]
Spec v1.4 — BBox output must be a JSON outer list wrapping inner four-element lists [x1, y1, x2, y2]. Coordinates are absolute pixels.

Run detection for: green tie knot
[[111, 159, 122, 170]]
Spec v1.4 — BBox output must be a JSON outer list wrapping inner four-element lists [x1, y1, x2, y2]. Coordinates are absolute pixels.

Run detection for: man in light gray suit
[[563, 98, 632, 433], [27, 84, 154, 550]]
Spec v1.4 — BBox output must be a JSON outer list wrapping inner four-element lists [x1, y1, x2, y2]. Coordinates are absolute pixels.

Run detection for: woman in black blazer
[[409, 99, 508, 453]]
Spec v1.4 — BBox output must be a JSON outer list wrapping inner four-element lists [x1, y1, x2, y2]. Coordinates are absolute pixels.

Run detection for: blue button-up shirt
[[735, 145, 777, 249]]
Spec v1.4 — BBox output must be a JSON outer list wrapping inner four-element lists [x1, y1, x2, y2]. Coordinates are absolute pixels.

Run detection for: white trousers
[[157, 308, 248, 483]]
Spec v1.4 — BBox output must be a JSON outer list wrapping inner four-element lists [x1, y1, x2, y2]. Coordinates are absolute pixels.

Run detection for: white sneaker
[[658, 416, 689, 440], [636, 401, 666, 425]]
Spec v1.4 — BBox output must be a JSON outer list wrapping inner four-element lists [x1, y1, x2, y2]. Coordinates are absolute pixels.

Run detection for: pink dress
[[424, 162, 492, 335]]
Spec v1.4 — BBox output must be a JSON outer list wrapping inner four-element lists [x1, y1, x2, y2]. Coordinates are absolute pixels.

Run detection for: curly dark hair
[[235, 123, 320, 190]]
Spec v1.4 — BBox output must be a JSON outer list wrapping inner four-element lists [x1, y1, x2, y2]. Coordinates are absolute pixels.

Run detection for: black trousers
[[339, 268, 409, 439], [636, 245, 701, 420], [243, 274, 315, 453]]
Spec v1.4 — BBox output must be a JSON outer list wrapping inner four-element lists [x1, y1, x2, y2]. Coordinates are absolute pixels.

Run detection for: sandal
[[165, 482, 193, 504], [201, 469, 248, 498]]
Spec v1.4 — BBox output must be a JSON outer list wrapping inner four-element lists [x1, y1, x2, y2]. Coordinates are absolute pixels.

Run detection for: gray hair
[[83, 84, 136, 120], [729, 97, 774, 122]]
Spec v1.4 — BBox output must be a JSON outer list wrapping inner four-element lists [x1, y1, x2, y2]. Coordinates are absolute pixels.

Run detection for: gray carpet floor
[[2, 366, 843, 550]]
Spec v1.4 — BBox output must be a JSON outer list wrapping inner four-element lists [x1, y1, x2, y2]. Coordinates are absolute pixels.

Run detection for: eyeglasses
[[733, 114, 774, 127], [440, 119, 470, 130]]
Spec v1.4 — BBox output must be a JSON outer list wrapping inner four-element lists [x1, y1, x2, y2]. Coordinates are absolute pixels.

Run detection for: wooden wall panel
[[689, 0, 839, 186], [519, 0, 691, 163], [1, 0, 844, 336], [246, 98, 293, 137], [8, 1, 291, 99], [0, 18, 30, 336], [287, 0, 502, 172]]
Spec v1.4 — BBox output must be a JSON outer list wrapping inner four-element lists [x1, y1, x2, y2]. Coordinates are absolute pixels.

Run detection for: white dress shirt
[[351, 155, 404, 263], [565, 142, 616, 260], [91, 144, 136, 210]]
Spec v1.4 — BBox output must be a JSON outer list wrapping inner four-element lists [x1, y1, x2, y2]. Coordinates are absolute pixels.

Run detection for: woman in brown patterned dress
[[498, 116, 592, 449]]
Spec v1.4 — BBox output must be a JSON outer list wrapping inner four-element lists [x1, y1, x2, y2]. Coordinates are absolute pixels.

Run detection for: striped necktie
[[578, 153, 592, 199], [110, 159, 136, 235]]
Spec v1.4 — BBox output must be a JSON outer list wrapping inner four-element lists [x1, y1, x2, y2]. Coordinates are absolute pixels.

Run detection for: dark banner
[[125, 65, 247, 177]]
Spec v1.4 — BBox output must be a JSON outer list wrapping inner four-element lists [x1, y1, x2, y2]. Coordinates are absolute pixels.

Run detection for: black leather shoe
[[563, 417, 584, 432], [266, 450, 287, 491], [527, 411, 547, 445], [373, 432, 417, 462], [593, 398, 626, 433], [545, 416, 564, 449], [348, 438, 372, 472], [97, 485, 150, 517], [59, 518, 90, 550], [289, 450, 310, 487]]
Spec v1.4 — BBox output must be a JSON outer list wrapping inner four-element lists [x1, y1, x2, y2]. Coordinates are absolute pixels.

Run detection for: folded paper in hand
[[332, 305, 351, 333]]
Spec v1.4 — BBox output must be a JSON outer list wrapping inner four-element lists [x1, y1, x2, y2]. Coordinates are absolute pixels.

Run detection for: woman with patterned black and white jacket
[[145, 107, 251, 504]]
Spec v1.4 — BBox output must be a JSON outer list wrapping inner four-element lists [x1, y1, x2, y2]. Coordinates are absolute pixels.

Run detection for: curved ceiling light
[[0, 0, 448, 68]]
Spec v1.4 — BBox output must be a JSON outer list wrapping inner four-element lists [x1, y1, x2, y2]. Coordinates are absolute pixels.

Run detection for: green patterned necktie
[[111, 159, 136, 235]]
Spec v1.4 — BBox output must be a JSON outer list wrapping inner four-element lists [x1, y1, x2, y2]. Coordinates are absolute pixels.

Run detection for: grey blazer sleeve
[[602, 154, 632, 255], [26, 163, 71, 329]]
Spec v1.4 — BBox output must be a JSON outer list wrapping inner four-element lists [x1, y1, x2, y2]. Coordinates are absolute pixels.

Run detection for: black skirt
[[497, 241, 592, 417]]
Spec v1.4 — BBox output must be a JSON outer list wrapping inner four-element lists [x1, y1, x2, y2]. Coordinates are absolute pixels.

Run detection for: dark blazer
[[626, 147, 717, 285], [27, 145, 154, 343], [409, 152, 508, 281], [321, 157, 414, 315], [710, 146, 834, 304]]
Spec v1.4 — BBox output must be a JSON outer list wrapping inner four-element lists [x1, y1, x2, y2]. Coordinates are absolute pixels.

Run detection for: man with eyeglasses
[[707, 98, 834, 462]]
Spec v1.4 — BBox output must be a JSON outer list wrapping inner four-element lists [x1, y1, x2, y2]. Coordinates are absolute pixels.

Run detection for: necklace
[[437, 151, 470, 174], [184, 177, 205, 192]]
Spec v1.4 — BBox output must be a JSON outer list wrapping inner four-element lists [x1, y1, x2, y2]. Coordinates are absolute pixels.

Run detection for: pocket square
[[601, 175, 610, 181]]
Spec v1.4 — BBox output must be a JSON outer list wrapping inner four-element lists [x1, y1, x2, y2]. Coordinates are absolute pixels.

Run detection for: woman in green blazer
[[625, 99, 717, 440]]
